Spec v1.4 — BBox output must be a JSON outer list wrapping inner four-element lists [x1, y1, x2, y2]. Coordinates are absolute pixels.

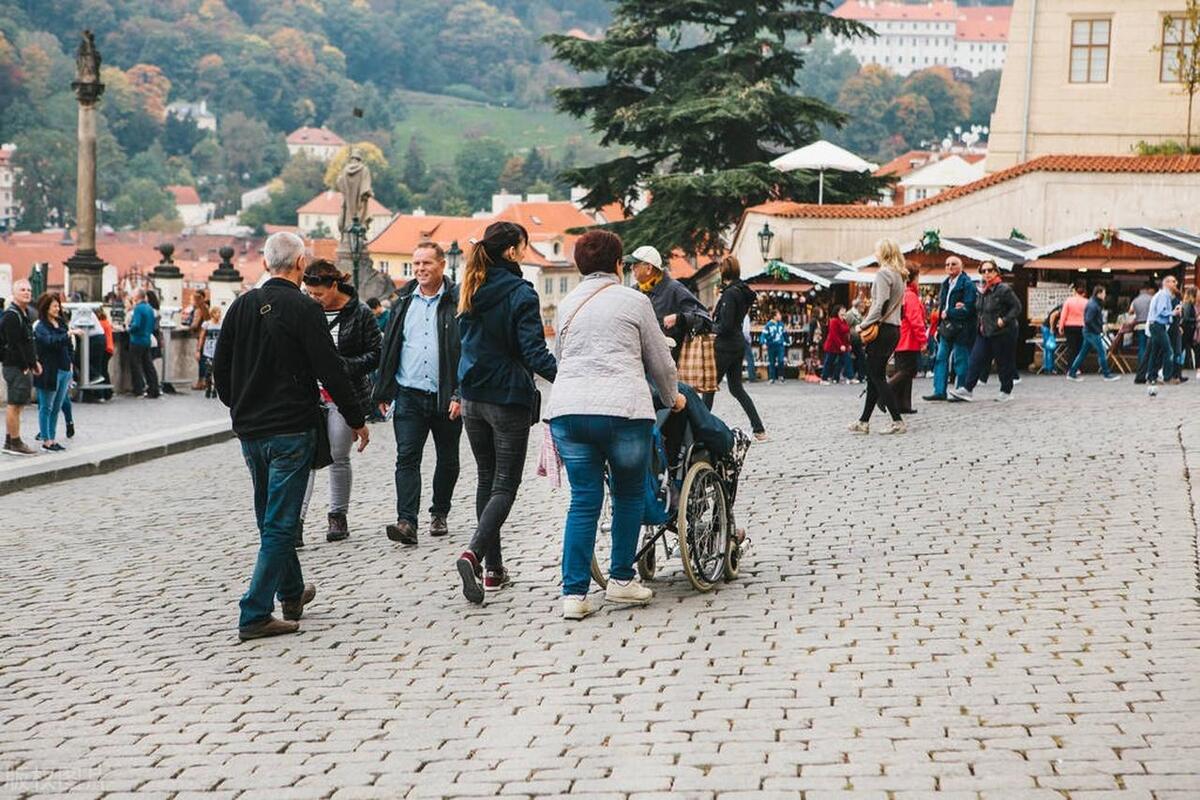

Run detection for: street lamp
[[757, 222, 775, 262], [348, 215, 366, 291], [447, 239, 463, 284]]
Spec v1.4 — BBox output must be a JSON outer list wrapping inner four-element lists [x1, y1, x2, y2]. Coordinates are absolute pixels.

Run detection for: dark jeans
[[1063, 327, 1083, 372], [129, 343, 159, 397], [860, 323, 901, 423], [965, 332, 1016, 394], [704, 348, 765, 433], [551, 415, 652, 596], [887, 350, 919, 412], [1146, 322, 1173, 384], [393, 387, 462, 525], [766, 343, 786, 381], [821, 351, 851, 381], [1135, 329, 1149, 380], [850, 340, 866, 380], [743, 341, 757, 382], [1068, 331, 1111, 378], [238, 431, 315, 628], [462, 399, 530, 570]]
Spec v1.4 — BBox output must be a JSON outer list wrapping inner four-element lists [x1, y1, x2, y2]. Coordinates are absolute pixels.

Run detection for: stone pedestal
[[151, 243, 183, 309], [209, 246, 243, 311], [65, 251, 105, 301]]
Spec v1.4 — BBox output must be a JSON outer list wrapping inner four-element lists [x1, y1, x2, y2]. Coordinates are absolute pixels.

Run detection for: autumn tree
[[1159, 3, 1200, 150]]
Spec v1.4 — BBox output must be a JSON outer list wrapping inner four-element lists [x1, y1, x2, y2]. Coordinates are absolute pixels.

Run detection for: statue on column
[[336, 148, 372, 237]]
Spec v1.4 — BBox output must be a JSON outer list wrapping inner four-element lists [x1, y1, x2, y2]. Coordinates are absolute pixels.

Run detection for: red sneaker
[[456, 551, 484, 605], [484, 567, 512, 590]]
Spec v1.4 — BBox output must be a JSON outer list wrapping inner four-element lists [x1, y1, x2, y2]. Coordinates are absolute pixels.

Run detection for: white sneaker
[[949, 387, 974, 402], [847, 420, 870, 434], [605, 578, 653, 606], [819, 380, 831, 385], [562, 595, 596, 620], [878, 420, 907, 435], [995, 392, 1014, 402], [1148, 383, 1159, 396], [1103, 374, 1121, 382], [1066, 374, 1084, 382]]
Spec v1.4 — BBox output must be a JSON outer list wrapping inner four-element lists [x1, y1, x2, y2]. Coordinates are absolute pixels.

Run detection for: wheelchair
[[591, 412, 752, 593]]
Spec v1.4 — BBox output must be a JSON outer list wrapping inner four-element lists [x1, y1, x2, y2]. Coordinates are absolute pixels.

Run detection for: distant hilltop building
[[987, 0, 1198, 171], [165, 100, 217, 132], [831, 1, 1012, 76], [286, 127, 346, 162], [0, 144, 19, 230]]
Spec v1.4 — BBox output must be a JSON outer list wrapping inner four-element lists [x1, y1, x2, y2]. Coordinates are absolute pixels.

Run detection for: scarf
[[637, 272, 663, 294]]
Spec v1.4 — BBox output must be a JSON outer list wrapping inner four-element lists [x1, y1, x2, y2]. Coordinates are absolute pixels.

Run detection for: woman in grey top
[[547, 230, 683, 621], [850, 239, 908, 435]]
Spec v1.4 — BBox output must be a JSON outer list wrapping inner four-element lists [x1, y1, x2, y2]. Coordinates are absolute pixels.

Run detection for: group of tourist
[[214, 229, 763, 641]]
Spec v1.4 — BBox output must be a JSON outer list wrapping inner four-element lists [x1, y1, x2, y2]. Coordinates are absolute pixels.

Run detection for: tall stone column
[[150, 243, 183, 310], [64, 30, 106, 301]]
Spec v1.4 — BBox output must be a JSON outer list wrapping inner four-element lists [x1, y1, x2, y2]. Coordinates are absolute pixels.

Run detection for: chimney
[[412, 207, 426, 217]]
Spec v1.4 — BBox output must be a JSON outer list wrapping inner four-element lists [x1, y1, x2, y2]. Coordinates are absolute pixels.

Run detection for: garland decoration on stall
[[1009, 228, 1027, 241], [920, 229, 942, 254], [765, 260, 790, 281], [1097, 226, 1117, 249]]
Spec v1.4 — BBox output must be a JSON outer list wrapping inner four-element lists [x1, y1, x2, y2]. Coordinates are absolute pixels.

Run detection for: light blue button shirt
[[1148, 288, 1174, 326], [396, 287, 443, 394]]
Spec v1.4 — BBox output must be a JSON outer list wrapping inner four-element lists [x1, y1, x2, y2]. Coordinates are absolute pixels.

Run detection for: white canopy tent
[[769, 140, 878, 205]]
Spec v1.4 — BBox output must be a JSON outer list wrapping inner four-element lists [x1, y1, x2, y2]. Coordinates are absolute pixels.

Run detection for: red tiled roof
[[956, 5, 1012, 41], [747, 155, 1200, 220], [874, 150, 937, 179], [493, 201, 596, 233], [286, 126, 346, 147], [297, 190, 391, 217], [834, 0, 957, 22], [166, 185, 202, 206], [0, 148, 12, 168], [369, 214, 485, 255]]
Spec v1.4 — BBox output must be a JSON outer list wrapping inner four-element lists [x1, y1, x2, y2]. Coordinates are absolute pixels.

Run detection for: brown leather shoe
[[326, 513, 349, 542], [429, 514, 449, 538], [386, 519, 418, 545], [238, 616, 300, 641], [281, 583, 316, 622]]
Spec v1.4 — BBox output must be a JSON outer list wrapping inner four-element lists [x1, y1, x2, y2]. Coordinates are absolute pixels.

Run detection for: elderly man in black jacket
[[372, 241, 463, 546], [625, 245, 712, 360], [950, 261, 1023, 403], [214, 231, 369, 642]]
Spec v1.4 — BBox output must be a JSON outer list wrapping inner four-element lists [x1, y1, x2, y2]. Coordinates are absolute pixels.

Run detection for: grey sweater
[[861, 267, 906, 327], [547, 273, 679, 421]]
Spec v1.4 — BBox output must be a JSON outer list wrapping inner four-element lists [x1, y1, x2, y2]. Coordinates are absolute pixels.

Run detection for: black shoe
[[327, 512, 349, 542], [238, 616, 300, 642], [281, 583, 317, 622], [66, 422, 75, 438], [922, 394, 947, 401], [1134, 377, 1147, 384], [900, 408, 918, 415], [386, 518, 418, 545], [430, 514, 449, 538], [294, 519, 305, 549]]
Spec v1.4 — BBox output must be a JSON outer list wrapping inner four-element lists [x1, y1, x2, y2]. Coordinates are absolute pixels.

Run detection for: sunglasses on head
[[302, 274, 336, 286]]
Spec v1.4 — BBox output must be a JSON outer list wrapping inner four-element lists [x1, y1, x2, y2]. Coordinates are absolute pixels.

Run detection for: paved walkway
[[0, 389, 230, 493], [2, 376, 1199, 799]]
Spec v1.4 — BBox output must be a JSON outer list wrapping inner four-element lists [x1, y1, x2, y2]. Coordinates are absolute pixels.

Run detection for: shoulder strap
[[560, 282, 616, 340]]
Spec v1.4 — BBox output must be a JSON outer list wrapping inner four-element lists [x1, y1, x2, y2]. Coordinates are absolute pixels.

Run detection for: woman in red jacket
[[887, 264, 928, 413], [821, 304, 852, 384]]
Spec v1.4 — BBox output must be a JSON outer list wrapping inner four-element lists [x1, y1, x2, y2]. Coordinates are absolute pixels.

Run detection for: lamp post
[[757, 222, 775, 263], [447, 239, 463, 284], [348, 215, 366, 291]]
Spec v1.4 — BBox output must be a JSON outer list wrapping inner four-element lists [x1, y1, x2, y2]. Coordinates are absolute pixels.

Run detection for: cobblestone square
[[3, 376, 1199, 798]]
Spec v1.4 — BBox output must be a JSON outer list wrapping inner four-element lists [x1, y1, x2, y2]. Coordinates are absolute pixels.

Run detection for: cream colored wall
[[988, 0, 1195, 172], [734, 171, 1200, 268]]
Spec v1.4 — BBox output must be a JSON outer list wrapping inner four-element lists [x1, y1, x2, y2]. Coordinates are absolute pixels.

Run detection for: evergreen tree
[[545, 0, 883, 254], [402, 135, 430, 194]]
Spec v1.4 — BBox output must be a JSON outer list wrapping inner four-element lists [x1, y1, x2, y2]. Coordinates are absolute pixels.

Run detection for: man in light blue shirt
[[372, 242, 463, 545], [1145, 275, 1179, 393]]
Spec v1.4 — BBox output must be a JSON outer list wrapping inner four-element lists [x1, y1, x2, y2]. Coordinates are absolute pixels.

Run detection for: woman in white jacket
[[547, 230, 684, 621]]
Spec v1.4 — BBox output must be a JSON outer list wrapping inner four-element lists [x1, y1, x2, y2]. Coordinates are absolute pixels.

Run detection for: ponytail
[[458, 221, 529, 315]]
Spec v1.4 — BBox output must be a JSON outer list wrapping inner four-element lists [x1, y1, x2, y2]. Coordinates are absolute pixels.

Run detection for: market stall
[[744, 261, 853, 376]]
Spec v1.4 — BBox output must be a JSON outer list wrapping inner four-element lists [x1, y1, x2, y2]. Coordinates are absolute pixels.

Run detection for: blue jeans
[[551, 415, 653, 597], [743, 341, 757, 382], [821, 352, 850, 381], [965, 333, 1016, 395], [1040, 325, 1058, 373], [238, 431, 315, 628], [1069, 331, 1111, 377], [932, 336, 970, 396], [766, 344, 786, 381], [1146, 322, 1174, 383], [36, 369, 71, 440]]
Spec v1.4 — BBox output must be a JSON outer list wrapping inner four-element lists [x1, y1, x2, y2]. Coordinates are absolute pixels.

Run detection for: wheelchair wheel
[[637, 530, 658, 581], [589, 487, 613, 589], [724, 536, 741, 581], [676, 460, 729, 592]]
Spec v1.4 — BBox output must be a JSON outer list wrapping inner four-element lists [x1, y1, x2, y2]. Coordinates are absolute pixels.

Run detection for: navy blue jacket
[[33, 320, 72, 389], [937, 272, 978, 333], [457, 261, 556, 408], [1084, 297, 1105, 335]]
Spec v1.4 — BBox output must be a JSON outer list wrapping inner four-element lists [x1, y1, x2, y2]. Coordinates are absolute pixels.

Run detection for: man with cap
[[624, 245, 712, 361]]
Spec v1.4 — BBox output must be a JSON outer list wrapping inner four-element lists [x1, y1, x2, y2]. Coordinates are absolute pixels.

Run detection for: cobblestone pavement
[[3, 376, 1199, 799]]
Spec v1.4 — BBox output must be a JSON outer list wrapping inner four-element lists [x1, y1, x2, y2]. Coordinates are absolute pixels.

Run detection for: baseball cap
[[622, 245, 663, 271]]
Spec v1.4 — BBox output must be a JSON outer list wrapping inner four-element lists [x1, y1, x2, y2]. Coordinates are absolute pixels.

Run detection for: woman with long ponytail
[[454, 221, 557, 605], [849, 238, 909, 435]]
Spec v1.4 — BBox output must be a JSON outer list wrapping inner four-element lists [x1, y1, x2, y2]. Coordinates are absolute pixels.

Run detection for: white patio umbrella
[[769, 140, 878, 205]]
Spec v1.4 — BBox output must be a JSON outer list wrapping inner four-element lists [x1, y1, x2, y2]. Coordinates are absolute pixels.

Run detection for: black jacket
[[457, 260, 556, 408], [642, 274, 713, 354], [977, 281, 1023, 338], [33, 319, 72, 390], [713, 280, 755, 354], [325, 285, 382, 420], [213, 277, 365, 439], [936, 272, 978, 342], [373, 276, 461, 413], [1, 304, 37, 369]]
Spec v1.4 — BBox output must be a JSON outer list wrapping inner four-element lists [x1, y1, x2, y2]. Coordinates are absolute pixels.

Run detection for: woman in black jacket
[[298, 259, 382, 544], [454, 221, 557, 605], [706, 256, 766, 440]]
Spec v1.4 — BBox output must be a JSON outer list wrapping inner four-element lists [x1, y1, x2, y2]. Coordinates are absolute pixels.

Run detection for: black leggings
[[462, 399, 530, 570], [860, 323, 901, 424], [887, 350, 919, 413], [703, 348, 765, 434]]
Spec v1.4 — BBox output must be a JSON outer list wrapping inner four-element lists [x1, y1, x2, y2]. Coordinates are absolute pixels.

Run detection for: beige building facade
[[988, 1, 1198, 171]]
